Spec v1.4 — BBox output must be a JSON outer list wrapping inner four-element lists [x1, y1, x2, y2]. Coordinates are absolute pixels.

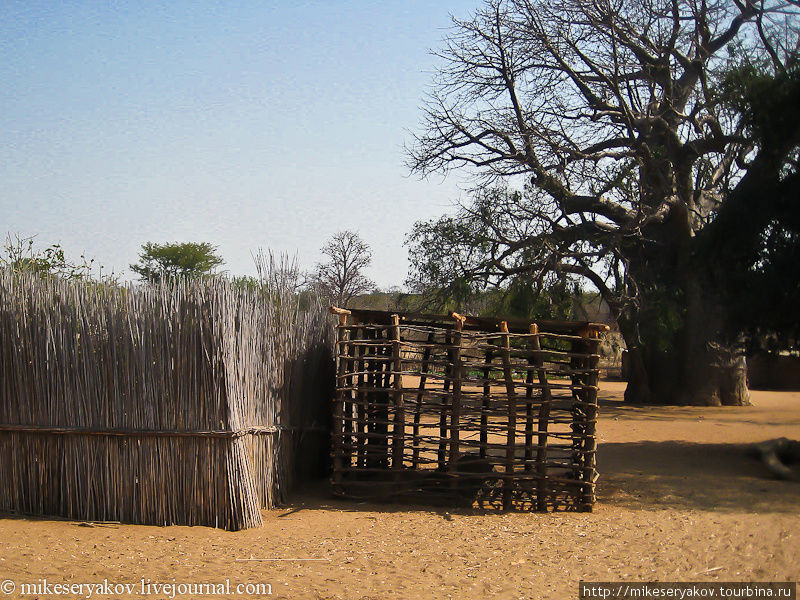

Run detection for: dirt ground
[[1, 381, 799, 599]]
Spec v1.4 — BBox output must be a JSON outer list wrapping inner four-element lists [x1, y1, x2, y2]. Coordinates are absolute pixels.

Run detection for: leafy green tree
[[130, 242, 224, 283]]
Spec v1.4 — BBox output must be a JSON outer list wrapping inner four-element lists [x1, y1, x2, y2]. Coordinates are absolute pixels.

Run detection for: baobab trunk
[[619, 283, 750, 406], [624, 344, 749, 406]]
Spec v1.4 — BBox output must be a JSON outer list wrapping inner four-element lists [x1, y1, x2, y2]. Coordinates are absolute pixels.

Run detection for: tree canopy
[[700, 61, 800, 349], [130, 242, 224, 283]]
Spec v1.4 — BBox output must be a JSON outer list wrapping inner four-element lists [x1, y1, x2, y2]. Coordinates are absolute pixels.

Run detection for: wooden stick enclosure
[[330, 307, 607, 511], [0, 268, 334, 530]]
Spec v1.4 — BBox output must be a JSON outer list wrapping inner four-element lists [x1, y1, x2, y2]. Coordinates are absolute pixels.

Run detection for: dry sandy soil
[[1, 381, 799, 599]]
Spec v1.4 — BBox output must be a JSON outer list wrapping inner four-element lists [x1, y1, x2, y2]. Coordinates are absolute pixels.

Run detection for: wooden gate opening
[[330, 307, 608, 512]]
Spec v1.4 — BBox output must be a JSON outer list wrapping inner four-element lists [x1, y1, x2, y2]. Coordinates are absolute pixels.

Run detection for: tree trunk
[[622, 339, 749, 406], [609, 188, 752, 407], [618, 306, 750, 406], [615, 269, 750, 406]]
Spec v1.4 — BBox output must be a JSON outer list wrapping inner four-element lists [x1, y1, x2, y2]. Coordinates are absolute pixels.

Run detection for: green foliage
[[701, 62, 800, 350], [1, 233, 107, 281], [230, 275, 261, 292], [719, 63, 800, 152], [405, 187, 585, 318], [347, 289, 420, 313], [483, 277, 578, 322], [130, 242, 224, 283]]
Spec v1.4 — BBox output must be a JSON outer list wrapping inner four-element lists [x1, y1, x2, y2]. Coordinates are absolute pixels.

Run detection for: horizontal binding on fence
[[0, 424, 328, 438], [331, 306, 609, 336]]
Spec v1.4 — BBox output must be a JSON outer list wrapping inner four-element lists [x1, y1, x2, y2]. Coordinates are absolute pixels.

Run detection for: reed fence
[[330, 307, 606, 511], [0, 266, 333, 530]]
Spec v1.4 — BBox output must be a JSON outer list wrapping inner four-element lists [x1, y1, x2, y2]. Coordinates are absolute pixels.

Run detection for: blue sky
[[0, 1, 480, 287]]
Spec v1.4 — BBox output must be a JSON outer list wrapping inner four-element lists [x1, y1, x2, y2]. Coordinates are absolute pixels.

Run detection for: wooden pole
[[375, 326, 390, 469], [355, 325, 367, 469], [437, 330, 453, 471], [479, 349, 491, 461], [523, 323, 536, 473], [341, 323, 358, 471], [569, 327, 590, 502], [581, 328, 601, 511], [390, 315, 405, 473], [499, 321, 517, 511], [378, 325, 391, 469], [365, 325, 378, 468], [332, 313, 349, 488], [412, 331, 434, 468], [448, 313, 465, 491], [532, 323, 554, 511]]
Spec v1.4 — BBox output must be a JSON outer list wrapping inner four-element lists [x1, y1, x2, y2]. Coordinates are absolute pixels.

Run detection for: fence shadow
[[277, 480, 529, 519], [280, 440, 800, 517]]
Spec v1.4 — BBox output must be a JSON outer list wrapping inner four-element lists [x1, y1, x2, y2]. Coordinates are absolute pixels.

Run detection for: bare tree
[[407, 0, 799, 404], [312, 231, 374, 307]]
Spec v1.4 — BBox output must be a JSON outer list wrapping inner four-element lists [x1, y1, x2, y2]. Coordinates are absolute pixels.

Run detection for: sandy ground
[[1, 381, 799, 600]]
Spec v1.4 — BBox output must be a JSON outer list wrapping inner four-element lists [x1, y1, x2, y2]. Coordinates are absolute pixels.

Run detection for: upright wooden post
[[523, 323, 536, 473], [412, 331, 434, 468], [355, 325, 367, 469], [342, 324, 356, 466], [390, 314, 405, 473], [567, 326, 589, 506], [499, 321, 517, 511], [376, 325, 391, 469], [531, 323, 554, 511], [362, 327, 381, 469], [330, 307, 351, 488], [438, 330, 453, 471], [479, 349, 491, 460], [581, 327, 601, 511], [448, 313, 465, 492]]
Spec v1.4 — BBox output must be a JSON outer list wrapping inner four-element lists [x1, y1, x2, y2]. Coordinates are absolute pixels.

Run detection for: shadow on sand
[[598, 440, 800, 513], [280, 440, 800, 518]]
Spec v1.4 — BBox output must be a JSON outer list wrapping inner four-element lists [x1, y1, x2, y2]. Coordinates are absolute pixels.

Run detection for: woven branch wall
[[331, 308, 604, 512], [0, 269, 334, 530]]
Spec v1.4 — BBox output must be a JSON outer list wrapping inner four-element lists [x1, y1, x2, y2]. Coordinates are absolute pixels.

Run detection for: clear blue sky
[[0, 1, 480, 287]]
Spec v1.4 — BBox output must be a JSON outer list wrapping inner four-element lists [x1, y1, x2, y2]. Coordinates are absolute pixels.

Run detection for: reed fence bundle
[[330, 308, 606, 511], [0, 265, 333, 530]]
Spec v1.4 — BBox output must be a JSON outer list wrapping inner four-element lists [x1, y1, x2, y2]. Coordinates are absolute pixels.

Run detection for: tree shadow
[[598, 440, 800, 513]]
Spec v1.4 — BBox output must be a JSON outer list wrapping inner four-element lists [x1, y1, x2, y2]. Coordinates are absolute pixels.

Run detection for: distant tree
[[230, 275, 262, 292], [1, 233, 100, 280], [311, 231, 374, 307], [130, 242, 224, 283]]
